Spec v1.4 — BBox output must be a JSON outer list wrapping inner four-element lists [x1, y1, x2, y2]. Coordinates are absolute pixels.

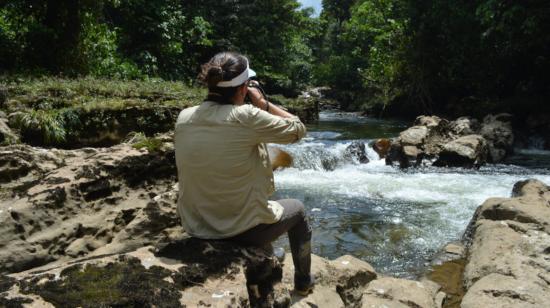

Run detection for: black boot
[[292, 240, 314, 295]]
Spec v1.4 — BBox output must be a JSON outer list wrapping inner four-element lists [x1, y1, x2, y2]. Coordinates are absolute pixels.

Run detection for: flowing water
[[272, 112, 550, 278]]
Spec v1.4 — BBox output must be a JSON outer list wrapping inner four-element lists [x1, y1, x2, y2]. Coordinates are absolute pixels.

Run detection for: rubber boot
[[292, 240, 314, 295]]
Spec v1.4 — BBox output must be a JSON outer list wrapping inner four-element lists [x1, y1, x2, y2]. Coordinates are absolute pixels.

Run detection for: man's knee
[[292, 199, 306, 219]]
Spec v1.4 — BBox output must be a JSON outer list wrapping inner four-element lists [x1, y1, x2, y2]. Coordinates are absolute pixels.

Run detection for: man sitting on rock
[[174, 52, 314, 296]]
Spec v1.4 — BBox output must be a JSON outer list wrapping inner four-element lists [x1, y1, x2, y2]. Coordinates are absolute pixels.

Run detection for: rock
[[414, 115, 448, 129], [449, 117, 479, 136], [344, 141, 369, 164], [372, 138, 391, 159], [0, 145, 63, 184], [386, 114, 512, 169], [282, 253, 377, 307], [461, 179, 550, 308], [1, 239, 385, 307], [480, 113, 514, 162], [0, 140, 180, 274], [1, 239, 286, 307], [433, 135, 488, 168], [511, 178, 550, 198], [385, 116, 449, 168], [399, 126, 428, 146], [443, 243, 465, 257], [0, 117, 19, 144], [386, 143, 423, 168], [461, 273, 548, 308], [360, 277, 437, 308]]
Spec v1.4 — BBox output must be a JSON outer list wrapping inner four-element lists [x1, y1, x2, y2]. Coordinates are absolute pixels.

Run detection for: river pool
[[272, 112, 550, 278]]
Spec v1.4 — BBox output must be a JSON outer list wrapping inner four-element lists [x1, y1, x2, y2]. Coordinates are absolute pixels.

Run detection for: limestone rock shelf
[[1, 238, 445, 308]]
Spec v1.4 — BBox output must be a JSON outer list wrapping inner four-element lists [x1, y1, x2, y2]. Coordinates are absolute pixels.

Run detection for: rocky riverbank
[[1, 237, 449, 307], [0, 134, 182, 274], [460, 179, 550, 307]]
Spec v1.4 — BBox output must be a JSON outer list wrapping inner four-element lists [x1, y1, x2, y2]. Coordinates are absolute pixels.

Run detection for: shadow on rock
[[155, 238, 286, 307]]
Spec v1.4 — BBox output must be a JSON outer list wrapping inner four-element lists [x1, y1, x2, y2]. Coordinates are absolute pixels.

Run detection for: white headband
[[216, 60, 256, 88]]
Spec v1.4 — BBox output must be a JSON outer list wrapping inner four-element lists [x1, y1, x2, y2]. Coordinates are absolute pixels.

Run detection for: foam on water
[[272, 130, 550, 278]]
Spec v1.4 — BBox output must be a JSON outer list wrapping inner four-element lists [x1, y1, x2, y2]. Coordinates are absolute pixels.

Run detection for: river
[[272, 111, 550, 278]]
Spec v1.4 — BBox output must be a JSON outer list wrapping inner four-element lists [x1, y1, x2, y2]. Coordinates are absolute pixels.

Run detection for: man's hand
[[247, 85, 268, 110]]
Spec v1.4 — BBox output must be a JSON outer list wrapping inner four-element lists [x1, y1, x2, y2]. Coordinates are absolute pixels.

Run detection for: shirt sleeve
[[238, 104, 307, 144]]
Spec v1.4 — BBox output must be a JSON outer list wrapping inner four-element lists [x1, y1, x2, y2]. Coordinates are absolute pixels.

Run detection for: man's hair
[[198, 52, 248, 104]]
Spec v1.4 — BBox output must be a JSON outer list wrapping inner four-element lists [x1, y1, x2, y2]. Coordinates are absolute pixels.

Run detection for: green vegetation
[[1, 77, 206, 111], [0, 0, 316, 95], [1, 77, 204, 147], [20, 259, 182, 308], [1, 0, 548, 121], [127, 132, 164, 152], [314, 0, 550, 119], [11, 109, 66, 144], [0, 77, 315, 147]]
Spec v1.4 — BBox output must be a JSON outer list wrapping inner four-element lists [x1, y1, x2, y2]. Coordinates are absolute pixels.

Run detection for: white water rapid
[[272, 112, 550, 278]]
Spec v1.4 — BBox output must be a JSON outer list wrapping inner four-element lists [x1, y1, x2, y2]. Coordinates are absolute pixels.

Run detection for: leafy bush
[[81, 13, 143, 79]]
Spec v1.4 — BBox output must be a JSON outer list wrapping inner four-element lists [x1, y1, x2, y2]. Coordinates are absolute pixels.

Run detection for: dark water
[[272, 112, 550, 278]]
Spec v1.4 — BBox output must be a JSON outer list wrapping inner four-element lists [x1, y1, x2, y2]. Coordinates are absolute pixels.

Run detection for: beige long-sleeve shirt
[[174, 101, 306, 239]]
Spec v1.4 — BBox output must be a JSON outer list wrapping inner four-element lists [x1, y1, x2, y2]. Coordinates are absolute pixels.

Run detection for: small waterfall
[[277, 140, 380, 171]]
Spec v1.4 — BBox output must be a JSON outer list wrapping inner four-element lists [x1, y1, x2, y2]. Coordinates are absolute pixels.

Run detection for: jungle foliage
[[315, 0, 550, 118], [0, 0, 317, 95], [1, 0, 549, 118]]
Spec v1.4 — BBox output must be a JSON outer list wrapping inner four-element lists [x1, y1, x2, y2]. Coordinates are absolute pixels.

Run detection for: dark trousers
[[228, 199, 312, 285]]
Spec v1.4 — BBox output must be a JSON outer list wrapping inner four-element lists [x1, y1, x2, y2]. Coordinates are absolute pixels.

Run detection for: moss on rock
[[20, 256, 182, 308]]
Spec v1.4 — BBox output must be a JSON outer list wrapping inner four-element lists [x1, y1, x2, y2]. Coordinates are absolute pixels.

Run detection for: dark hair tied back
[[205, 65, 224, 88], [198, 52, 248, 104]]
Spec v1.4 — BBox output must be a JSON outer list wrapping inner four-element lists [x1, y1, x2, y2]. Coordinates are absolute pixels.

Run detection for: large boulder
[[414, 115, 449, 129], [386, 114, 512, 168], [344, 141, 369, 164], [399, 125, 429, 146], [461, 179, 550, 308], [433, 135, 488, 168]]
